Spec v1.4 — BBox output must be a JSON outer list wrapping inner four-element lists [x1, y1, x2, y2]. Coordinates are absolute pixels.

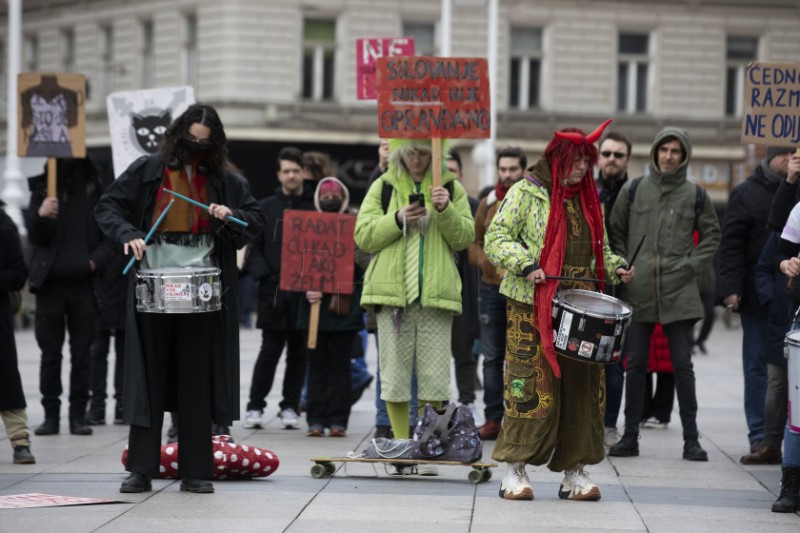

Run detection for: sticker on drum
[[556, 311, 573, 350], [597, 336, 615, 362], [612, 350, 621, 361], [568, 338, 579, 351], [165, 283, 192, 301], [198, 283, 213, 302], [578, 341, 594, 358]]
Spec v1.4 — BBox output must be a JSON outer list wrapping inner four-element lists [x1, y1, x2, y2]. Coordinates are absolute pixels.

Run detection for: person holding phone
[[355, 139, 474, 475]]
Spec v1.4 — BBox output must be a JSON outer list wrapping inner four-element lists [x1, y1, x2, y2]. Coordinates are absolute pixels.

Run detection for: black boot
[[70, 418, 94, 435], [609, 433, 639, 457], [772, 467, 800, 513], [180, 478, 214, 493], [113, 403, 124, 425], [683, 439, 708, 462], [120, 473, 152, 493], [34, 418, 59, 436], [86, 404, 106, 425]]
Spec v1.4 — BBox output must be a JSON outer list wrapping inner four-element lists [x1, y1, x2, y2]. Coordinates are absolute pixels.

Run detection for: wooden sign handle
[[307, 301, 321, 349], [47, 158, 57, 198], [432, 137, 442, 189]]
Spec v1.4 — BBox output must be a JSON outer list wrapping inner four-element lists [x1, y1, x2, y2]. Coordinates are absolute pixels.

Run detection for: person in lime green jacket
[[355, 139, 474, 446], [484, 122, 634, 502]]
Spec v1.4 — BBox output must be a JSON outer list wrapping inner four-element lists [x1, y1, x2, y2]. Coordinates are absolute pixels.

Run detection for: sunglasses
[[600, 151, 627, 159]]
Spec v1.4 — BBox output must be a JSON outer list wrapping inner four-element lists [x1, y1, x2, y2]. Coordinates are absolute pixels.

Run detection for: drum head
[[558, 289, 631, 319]]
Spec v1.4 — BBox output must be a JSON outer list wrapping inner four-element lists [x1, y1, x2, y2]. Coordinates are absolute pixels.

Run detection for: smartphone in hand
[[408, 193, 425, 208]]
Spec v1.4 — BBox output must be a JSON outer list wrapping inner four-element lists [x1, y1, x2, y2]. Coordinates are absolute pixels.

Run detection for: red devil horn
[[585, 118, 613, 144], [553, 131, 585, 144]]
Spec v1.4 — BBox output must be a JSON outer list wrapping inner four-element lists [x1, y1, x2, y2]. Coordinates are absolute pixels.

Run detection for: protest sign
[[107, 86, 195, 177], [376, 56, 491, 139], [741, 61, 800, 147], [0, 493, 123, 509], [18, 72, 86, 158], [356, 37, 415, 100], [279, 210, 357, 295]]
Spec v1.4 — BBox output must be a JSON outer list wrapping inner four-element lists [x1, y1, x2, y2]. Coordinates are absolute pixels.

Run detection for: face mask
[[185, 140, 211, 158], [320, 198, 343, 212]]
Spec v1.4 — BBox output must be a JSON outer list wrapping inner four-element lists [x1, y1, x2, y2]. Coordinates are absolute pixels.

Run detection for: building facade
[[2, 0, 800, 201]]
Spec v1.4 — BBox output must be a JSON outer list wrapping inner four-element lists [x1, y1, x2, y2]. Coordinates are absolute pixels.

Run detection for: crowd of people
[[1, 104, 799, 511]]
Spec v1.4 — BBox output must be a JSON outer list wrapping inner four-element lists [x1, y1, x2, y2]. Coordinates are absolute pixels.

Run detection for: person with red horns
[[484, 119, 634, 502]]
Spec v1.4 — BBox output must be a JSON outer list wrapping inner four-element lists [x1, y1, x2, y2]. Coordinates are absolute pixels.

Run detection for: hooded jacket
[[610, 127, 720, 324], [354, 163, 474, 313]]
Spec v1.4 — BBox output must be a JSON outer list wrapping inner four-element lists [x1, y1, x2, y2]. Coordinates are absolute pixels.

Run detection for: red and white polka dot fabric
[[121, 435, 279, 479]]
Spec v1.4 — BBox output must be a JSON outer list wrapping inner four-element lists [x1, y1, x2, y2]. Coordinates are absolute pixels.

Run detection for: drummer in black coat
[[95, 103, 265, 494]]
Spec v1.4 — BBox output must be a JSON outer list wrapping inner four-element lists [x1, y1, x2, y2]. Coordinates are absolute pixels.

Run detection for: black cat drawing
[[131, 109, 171, 154]]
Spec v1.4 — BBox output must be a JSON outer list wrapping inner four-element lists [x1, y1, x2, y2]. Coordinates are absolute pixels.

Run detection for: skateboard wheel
[[468, 469, 483, 484], [311, 464, 327, 479], [324, 463, 336, 476], [482, 469, 492, 481]]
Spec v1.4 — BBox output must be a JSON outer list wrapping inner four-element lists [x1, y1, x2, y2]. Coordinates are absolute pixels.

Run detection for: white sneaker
[[603, 427, 620, 448], [243, 410, 263, 429], [465, 403, 485, 428], [388, 464, 416, 476], [640, 417, 669, 429], [279, 408, 300, 429], [417, 464, 439, 476], [559, 464, 601, 501], [499, 462, 534, 500]]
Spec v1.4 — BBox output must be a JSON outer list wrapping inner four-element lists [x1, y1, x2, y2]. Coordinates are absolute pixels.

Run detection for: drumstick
[[545, 275, 606, 283], [627, 234, 646, 269], [122, 199, 175, 275], [164, 189, 249, 228]]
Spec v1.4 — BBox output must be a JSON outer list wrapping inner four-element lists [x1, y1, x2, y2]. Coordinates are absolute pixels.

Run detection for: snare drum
[[135, 267, 221, 313], [551, 289, 632, 364]]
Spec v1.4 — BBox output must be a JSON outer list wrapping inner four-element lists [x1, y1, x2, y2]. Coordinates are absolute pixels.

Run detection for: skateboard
[[309, 456, 497, 484]]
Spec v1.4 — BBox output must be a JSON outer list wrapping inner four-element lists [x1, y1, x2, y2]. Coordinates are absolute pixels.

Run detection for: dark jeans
[[89, 328, 125, 410], [306, 331, 355, 429], [478, 284, 505, 421], [624, 320, 699, 439], [126, 312, 214, 479], [246, 328, 306, 413], [451, 309, 477, 405], [740, 311, 768, 443], [34, 281, 96, 420], [604, 358, 625, 428]]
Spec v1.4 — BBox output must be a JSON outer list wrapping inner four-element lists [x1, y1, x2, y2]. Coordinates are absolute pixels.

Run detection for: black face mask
[[185, 140, 211, 159], [320, 198, 343, 212]]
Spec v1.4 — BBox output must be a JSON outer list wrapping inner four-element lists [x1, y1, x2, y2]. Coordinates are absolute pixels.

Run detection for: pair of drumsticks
[[122, 189, 249, 275]]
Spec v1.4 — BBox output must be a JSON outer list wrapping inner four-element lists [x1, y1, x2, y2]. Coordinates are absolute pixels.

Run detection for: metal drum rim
[[553, 288, 632, 320], [137, 266, 221, 275], [785, 329, 800, 348]]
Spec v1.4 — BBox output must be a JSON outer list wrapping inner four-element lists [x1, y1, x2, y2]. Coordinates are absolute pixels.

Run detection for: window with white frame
[[725, 36, 758, 117], [61, 28, 75, 72], [24, 34, 38, 72], [302, 18, 336, 101], [141, 20, 155, 88], [183, 13, 198, 88], [402, 21, 436, 56], [100, 24, 114, 97], [617, 32, 649, 113], [509, 27, 542, 110]]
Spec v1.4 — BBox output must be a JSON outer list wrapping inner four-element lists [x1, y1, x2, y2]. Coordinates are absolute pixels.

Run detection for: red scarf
[[495, 182, 510, 202], [535, 160, 606, 378]]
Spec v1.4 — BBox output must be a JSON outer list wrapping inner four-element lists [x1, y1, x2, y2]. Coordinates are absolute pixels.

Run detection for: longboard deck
[[309, 457, 496, 483]]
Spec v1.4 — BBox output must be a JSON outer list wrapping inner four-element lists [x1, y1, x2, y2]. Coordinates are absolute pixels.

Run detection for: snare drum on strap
[[135, 267, 221, 313], [551, 289, 632, 364]]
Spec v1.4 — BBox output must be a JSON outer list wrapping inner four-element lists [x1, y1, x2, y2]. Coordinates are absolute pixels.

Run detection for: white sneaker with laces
[[499, 462, 534, 500], [243, 410, 263, 429], [417, 464, 439, 476], [603, 427, 620, 448], [640, 417, 669, 429], [279, 408, 300, 429], [559, 464, 601, 501]]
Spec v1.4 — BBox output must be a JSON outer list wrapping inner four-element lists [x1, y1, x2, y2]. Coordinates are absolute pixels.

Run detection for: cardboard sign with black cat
[[106, 87, 195, 178]]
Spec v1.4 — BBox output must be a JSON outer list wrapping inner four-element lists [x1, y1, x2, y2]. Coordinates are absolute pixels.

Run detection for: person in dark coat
[[717, 145, 793, 455], [26, 156, 116, 437], [242, 147, 315, 430], [95, 103, 266, 494], [0, 202, 35, 464]]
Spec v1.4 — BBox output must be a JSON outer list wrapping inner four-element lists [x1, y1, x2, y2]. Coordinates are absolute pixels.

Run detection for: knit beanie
[[766, 146, 794, 163]]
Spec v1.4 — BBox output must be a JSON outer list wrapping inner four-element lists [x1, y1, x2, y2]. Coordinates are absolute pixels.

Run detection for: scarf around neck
[[535, 159, 606, 378]]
